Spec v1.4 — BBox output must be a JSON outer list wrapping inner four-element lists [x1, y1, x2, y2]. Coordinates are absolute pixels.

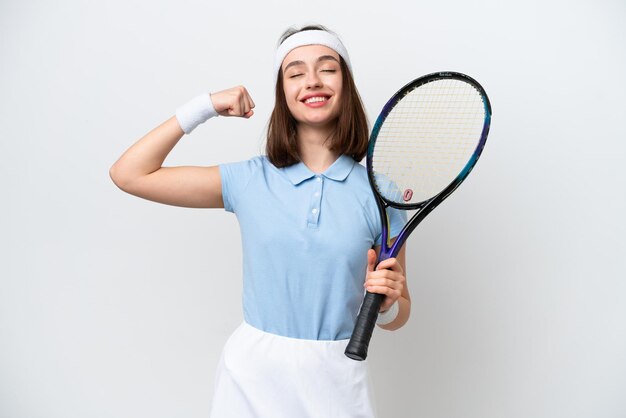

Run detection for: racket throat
[[378, 221, 397, 263], [379, 231, 406, 263], [378, 245, 394, 263]]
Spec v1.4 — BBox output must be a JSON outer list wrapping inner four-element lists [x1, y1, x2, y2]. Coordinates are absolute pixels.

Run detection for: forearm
[[109, 116, 184, 188]]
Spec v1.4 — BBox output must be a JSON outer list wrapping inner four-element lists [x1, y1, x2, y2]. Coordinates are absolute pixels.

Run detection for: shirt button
[[316, 176, 322, 182], [312, 208, 318, 214], [314, 192, 320, 197]]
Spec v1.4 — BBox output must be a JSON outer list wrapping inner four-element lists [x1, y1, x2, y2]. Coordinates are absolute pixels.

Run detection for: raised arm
[[109, 86, 255, 208]]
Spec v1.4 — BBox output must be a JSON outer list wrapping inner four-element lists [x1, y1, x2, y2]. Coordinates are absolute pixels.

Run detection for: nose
[[305, 71, 322, 89]]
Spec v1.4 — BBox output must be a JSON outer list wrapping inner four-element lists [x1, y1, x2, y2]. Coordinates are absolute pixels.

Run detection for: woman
[[110, 24, 410, 418]]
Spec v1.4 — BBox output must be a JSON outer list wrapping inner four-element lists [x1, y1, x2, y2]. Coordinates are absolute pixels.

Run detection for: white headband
[[273, 30, 352, 81]]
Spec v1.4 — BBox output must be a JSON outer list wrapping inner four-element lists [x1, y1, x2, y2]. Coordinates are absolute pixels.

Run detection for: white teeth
[[304, 96, 327, 104]]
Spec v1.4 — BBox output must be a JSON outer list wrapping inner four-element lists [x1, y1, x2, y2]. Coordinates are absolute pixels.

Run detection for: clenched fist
[[211, 86, 256, 118]]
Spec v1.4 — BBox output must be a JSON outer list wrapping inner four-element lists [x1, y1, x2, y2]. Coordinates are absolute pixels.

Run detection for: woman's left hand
[[363, 249, 406, 313]]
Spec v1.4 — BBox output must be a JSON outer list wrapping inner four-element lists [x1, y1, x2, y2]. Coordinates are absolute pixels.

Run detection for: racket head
[[367, 72, 492, 212]]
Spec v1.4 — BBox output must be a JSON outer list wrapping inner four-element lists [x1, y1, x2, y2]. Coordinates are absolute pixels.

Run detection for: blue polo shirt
[[219, 155, 406, 340]]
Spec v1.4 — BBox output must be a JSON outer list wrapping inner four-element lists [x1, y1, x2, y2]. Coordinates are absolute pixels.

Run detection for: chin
[[301, 113, 340, 127]]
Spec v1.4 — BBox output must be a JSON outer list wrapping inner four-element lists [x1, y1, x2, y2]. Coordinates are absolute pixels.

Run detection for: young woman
[[110, 24, 410, 418]]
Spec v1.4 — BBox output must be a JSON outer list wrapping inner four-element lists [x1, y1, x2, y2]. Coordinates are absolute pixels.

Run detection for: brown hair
[[266, 25, 369, 168]]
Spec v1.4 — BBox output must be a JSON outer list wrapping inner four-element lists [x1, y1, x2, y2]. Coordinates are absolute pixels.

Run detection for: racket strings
[[373, 78, 486, 204]]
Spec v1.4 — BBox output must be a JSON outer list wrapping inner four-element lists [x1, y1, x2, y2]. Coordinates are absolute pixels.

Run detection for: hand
[[364, 249, 406, 313], [210, 86, 255, 118]]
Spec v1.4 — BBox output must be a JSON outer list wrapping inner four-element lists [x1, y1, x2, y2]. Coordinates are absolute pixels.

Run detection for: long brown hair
[[266, 25, 369, 168]]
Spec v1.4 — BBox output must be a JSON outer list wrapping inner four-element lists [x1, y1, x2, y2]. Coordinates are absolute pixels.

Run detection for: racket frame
[[345, 71, 492, 361]]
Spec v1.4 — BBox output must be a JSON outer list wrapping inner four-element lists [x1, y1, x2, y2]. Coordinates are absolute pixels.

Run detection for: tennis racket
[[344, 71, 492, 361]]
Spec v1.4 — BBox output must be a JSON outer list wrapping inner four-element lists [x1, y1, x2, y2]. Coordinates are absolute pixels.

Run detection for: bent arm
[[109, 86, 255, 208], [109, 115, 224, 208]]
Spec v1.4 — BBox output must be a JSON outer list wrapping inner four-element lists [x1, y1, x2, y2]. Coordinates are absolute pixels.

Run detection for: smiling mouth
[[303, 96, 329, 104]]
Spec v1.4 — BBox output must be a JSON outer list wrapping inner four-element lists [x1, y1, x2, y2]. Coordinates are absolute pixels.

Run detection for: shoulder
[[350, 160, 368, 178], [219, 155, 267, 212], [338, 160, 378, 215], [345, 160, 372, 194], [219, 155, 265, 174]]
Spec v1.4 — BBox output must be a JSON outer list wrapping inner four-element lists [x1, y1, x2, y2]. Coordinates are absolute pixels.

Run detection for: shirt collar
[[281, 154, 356, 186]]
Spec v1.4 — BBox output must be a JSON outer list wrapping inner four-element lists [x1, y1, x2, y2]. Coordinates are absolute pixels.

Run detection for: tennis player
[[110, 24, 411, 417]]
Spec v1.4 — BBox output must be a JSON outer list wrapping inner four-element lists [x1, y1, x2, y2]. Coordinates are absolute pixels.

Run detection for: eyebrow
[[283, 55, 340, 72]]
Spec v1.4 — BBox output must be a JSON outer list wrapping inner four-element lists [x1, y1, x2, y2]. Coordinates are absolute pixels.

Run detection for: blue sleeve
[[219, 157, 263, 213], [374, 207, 408, 246]]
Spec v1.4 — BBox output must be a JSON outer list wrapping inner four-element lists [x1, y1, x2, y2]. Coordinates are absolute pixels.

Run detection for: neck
[[296, 123, 340, 173]]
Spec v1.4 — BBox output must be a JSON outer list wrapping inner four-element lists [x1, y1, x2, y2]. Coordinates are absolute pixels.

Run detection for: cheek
[[283, 89, 298, 113], [331, 79, 343, 102], [333, 87, 343, 108], [282, 81, 298, 100], [283, 86, 299, 110]]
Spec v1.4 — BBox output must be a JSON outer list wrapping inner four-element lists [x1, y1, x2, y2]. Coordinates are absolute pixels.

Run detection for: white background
[[1, 0, 625, 417]]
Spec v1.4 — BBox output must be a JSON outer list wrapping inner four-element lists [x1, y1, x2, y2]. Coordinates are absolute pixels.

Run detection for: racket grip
[[345, 291, 385, 361]]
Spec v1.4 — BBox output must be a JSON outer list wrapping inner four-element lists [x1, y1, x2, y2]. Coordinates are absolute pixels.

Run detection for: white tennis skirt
[[209, 321, 377, 418]]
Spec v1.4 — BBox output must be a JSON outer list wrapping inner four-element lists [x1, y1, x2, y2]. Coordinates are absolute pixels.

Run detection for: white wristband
[[376, 300, 399, 325], [175, 93, 218, 134]]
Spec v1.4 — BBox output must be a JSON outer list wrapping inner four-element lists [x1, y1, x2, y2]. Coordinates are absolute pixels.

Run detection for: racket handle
[[345, 291, 385, 361]]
